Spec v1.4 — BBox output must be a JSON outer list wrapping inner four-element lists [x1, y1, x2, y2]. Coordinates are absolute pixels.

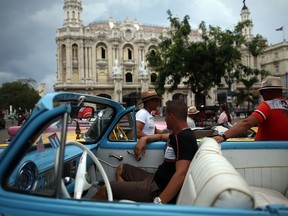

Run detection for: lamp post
[[224, 70, 235, 106]]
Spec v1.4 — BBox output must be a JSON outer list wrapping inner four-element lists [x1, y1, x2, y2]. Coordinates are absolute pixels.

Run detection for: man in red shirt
[[214, 76, 288, 142]]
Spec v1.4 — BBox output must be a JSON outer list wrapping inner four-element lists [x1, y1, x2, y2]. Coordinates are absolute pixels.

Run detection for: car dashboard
[[7, 142, 100, 198]]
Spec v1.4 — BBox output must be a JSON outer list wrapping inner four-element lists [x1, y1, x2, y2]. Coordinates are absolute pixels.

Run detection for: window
[[109, 112, 135, 141], [123, 44, 134, 61], [101, 47, 105, 59], [151, 73, 157, 83], [126, 73, 132, 82], [275, 52, 279, 59], [275, 64, 279, 73], [72, 44, 78, 59], [96, 43, 107, 60], [61, 44, 66, 60], [128, 48, 132, 60]]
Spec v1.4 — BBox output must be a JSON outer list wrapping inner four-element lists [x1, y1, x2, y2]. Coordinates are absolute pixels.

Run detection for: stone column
[[88, 46, 92, 80], [85, 45, 89, 80]]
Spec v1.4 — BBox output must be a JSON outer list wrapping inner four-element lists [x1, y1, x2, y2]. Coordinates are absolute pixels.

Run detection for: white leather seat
[[250, 186, 288, 208], [176, 138, 255, 209]]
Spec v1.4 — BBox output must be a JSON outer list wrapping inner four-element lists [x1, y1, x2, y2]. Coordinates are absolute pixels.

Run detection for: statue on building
[[112, 59, 121, 75], [139, 61, 148, 75]]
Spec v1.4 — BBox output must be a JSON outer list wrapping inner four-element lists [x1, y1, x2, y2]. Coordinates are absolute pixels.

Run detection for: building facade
[[54, 0, 203, 108], [54, 0, 287, 110], [260, 40, 288, 94]]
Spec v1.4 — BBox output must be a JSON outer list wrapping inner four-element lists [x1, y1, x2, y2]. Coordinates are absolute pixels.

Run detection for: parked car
[[0, 92, 287, 215]]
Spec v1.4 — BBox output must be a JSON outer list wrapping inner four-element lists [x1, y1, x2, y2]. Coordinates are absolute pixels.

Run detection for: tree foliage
[[146, 10, 269, 105], [0, 79, 41, 111]]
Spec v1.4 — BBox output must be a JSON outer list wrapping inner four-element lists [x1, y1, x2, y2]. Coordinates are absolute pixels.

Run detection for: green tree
[[234, 67, 269, 115], [0, 79, 41, 111], [146, 11, 268, 106]]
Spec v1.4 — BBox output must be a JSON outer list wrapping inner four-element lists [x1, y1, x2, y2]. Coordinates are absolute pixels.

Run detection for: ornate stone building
[[54, 0, 202, 108], [54, 0, 287, 109]]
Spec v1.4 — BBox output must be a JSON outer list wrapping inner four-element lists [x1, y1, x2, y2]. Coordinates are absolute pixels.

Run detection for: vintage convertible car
[[0, 92, 287, 216]]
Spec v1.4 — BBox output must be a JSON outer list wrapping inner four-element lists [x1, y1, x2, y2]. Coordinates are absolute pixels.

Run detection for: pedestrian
[[214, 76, 288, 142], [93, 100, 198, 204], [136, 89, 163, 138], [187, 106, 199, 128], [217, 104, 232, 125]]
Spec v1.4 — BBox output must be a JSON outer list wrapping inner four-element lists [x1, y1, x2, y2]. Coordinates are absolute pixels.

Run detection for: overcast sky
[[0, 0, 287, 93]]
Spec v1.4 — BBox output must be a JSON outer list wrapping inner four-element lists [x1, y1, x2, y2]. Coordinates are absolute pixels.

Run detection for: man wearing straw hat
[[136, 89, 163, 138], [214, 76, 288, 142], [187, 106, 199, 128]]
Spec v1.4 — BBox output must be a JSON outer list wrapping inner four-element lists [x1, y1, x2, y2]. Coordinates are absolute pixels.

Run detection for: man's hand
[[213, 135, 226, 143], [134, 137, 147, 160]]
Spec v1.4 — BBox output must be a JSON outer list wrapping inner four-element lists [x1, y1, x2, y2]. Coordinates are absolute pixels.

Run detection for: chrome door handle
[[109, 154, 123, 161]]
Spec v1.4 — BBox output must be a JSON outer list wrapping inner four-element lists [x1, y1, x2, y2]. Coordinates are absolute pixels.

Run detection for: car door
[[95, 108, 166, 181]]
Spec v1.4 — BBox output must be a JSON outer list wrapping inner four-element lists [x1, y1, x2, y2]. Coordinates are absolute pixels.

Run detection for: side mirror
[[70, 106, 94, 119]]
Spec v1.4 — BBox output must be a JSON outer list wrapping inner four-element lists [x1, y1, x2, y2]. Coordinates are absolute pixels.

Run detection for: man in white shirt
[[187, 106, 199, 128], [136, 89, 163, 138]]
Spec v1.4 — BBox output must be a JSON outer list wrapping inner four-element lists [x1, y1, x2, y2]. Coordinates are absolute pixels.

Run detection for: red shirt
[[252, 98, 288, 141]]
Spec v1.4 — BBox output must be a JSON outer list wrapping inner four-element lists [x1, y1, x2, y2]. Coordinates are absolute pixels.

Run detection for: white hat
[[259, 76, 283, 91], [188, 106, 199, 115]]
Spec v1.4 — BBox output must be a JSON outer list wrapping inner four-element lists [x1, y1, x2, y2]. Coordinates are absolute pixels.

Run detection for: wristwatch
[[153, 196, 162, 204], [220, 133, 228, 141]]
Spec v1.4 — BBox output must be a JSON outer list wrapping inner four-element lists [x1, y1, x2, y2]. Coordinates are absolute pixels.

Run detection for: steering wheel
[[61, 141, 113, 201]]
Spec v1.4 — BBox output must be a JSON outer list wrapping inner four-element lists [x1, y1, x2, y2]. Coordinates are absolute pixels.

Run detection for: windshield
[[53, 100, 115, 143], [84, 107, 114, 141]]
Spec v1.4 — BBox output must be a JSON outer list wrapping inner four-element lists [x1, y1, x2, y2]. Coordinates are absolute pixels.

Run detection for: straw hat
[[259, 76, 283, 91], [188, 106, 199, 115], [138, 89, 161, 104]]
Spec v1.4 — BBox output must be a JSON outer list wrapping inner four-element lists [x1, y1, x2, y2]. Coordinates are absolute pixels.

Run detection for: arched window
[[127, 48, 132, 60], [126, 73, 132, 83], [96, 43, 107, 60], [72, 44, 78, 60], [101, 47, 105, 59], [150, 49, 156, 56], [61, 44, 66, 61], [148, 45, 157, 55], [151, 73, 157, 83], [123, 44, 134, 61]]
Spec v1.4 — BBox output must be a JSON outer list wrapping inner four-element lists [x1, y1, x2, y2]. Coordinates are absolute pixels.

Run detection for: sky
[[0, 0, 287, 93]]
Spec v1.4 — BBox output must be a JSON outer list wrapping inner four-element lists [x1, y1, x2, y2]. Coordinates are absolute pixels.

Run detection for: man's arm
[[134, 133, 169, 160], [214, 115, 259, 142], [155, 127, 163, 134], [136, 121, 147, 138], [158, 159, 190, 204]]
